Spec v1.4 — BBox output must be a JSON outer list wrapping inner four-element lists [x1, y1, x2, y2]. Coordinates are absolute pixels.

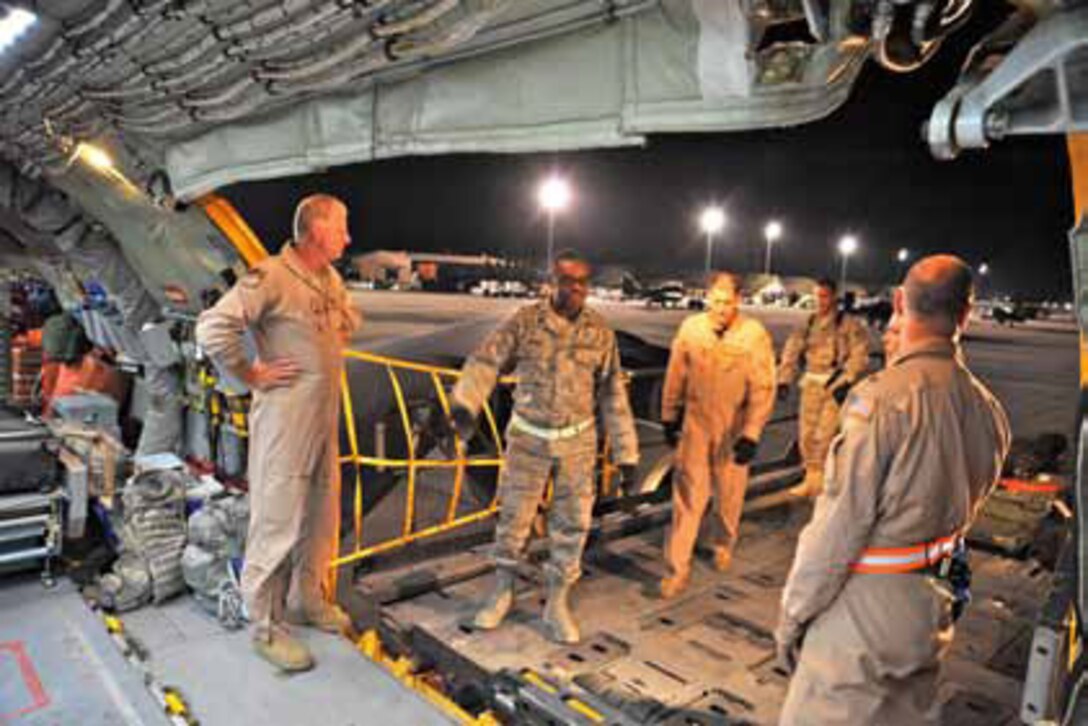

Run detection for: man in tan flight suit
[[447, 250, 639, 644], [775, 255, 1010, 725], [658, 272, 776, 598], [197, 195, 361, 672], [778, 278, 870, 496]]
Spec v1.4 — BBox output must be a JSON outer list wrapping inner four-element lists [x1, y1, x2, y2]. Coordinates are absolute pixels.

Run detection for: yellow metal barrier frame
[[332, 349, 517, 569], [331, 348, 631, 570]]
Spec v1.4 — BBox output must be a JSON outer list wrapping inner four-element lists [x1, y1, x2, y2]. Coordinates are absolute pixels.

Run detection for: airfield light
[[897, 248, 909, 263], [763, 220, 782, 276], [978, 262, 989, 276], [838, 235, 858, 257], [699, 205, 726, 277], [538, 176, 571, 213], [0, 7, 35, 53], [838, 234, 858, 290], [538, 175, 571, 270], [700, 206, 725, 235]]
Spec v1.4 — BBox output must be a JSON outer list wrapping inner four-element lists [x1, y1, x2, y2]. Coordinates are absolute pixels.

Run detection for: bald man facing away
[[775, 255, 1010, 725], [197, 194, 362, 672]]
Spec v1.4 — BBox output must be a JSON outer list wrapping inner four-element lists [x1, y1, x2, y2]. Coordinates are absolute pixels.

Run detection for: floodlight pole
[[705, 230, 714, 278], [547, 210, 556, 271]]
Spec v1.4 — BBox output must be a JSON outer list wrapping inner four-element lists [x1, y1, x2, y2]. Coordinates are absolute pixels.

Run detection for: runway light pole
[[838, 234, 858, 291], [700, 206, 726, 277], [538, 175, 571, 270], [764, 220, 783, 276], [895, 247, 910, 281], [977, 262, 990, 299]]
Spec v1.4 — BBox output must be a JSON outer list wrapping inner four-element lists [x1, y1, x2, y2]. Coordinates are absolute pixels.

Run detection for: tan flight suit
[[196, 244, 361, 638], [776, 339, 1010, 725], [660, 313, 776, 578], [778, 311, 869, 493], [452, 300, 638, 584]]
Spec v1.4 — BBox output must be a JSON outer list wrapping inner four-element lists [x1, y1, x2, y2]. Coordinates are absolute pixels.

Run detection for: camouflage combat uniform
[[452, 300, 639, 583], [778, 311, 870, 494]]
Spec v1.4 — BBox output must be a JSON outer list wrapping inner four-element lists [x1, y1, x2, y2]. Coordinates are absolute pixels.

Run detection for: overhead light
[[76, 143, 115, 172], [71, 142, 141, 196], [0, 7, 36, 54]]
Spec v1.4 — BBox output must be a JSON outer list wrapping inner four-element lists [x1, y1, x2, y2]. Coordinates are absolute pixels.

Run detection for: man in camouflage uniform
[[658, 272, 776, 598], [775, 256, 1010, 724], [778, 278, 870, 496], [197, 195, 361, 672], [447, 250, 639, 644]]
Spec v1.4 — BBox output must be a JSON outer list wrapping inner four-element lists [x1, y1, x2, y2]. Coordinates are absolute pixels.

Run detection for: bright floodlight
[[764, 221, 783, 242], [897, 248, 909, 263], [538, 176, 571, 213], [700, 206, 725, 235], [0, 8, 35, 53], [76, 143, 115, 172], [838, 235, 858, 257], [979, 262, 990, 276]]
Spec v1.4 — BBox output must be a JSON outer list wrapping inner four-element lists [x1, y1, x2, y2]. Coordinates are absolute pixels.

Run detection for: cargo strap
[[851, 533, 963, 574], [511, 413, 594, 441]]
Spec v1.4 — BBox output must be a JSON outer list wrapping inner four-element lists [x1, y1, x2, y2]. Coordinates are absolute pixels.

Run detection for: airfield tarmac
[[351, 289, 1078, 441]]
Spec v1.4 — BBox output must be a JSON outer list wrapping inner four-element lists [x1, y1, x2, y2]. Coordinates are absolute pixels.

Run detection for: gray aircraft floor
[[0, 576, 169, 725], [1, 575, 453, 725]]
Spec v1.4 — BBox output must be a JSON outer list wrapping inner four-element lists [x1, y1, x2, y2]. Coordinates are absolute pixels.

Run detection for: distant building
[[351, 250, 511, 291]]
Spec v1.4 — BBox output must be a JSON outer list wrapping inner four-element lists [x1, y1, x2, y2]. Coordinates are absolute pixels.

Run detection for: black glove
[[449, 404, 477, 443], [776, 383, 790, 402], [663, 420, 682, 448], [619, 464, 639, 496], [733, 436, 758, 466], [830, 384, 850, 407]]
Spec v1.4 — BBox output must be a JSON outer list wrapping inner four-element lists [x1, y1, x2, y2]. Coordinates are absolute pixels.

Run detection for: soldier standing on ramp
[[446, 249, 639, 644], [197, 194, 361, 672], [775, 255, 1010, 725], [657, 272, 776, 598], [777, 278, 870, 497]]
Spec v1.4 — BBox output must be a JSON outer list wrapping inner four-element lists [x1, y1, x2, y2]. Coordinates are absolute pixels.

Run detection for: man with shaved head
[[198, 194, 361, 672], [776, 254, 1010, 724]]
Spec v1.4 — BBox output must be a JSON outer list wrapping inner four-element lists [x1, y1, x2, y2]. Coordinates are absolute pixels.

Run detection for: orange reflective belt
[[999, 477, 1064, 495], [850, 534, 962, 574]]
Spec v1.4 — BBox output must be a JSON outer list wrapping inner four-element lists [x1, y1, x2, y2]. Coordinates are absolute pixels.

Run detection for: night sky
[[223, 5, 1073, 300]]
